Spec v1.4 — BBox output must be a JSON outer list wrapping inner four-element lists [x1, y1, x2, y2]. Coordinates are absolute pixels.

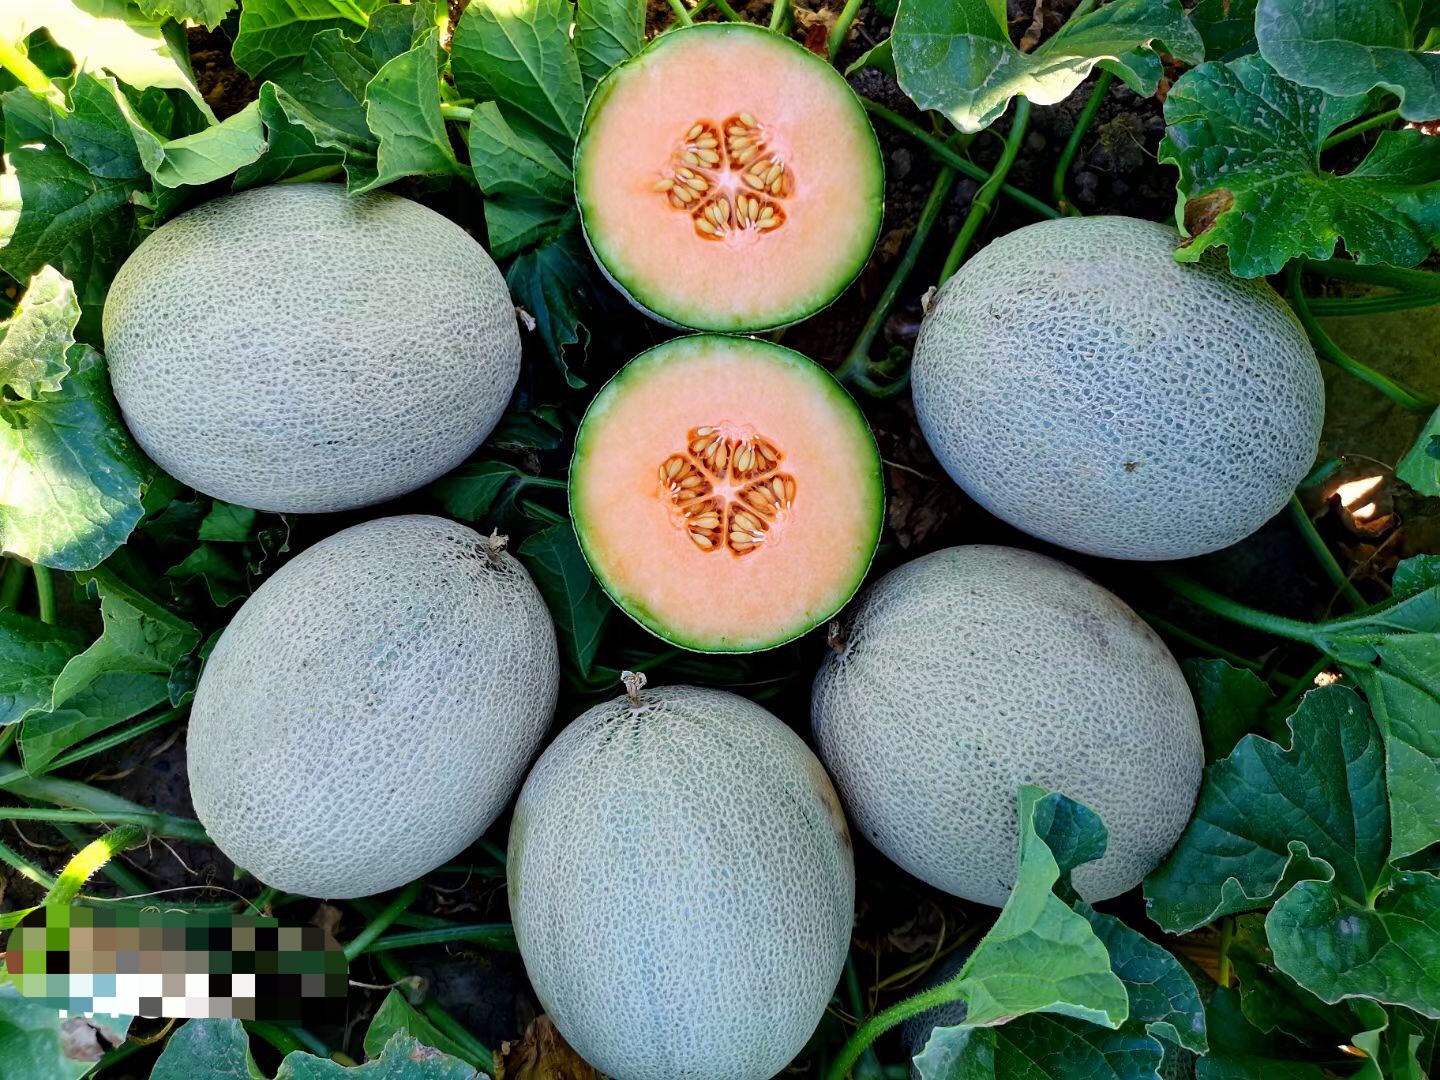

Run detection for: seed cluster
[[658, 426, 796, 556], [653, 115, 792, 242]]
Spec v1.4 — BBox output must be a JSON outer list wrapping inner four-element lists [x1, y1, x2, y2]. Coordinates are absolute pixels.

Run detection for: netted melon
[[575, 23, 884, 332], [911, 215, 1324, 560], [812, 545, 1202, 907], [509, 677, 854, 1080], [104, 183, 521, 514], [188, 515, 558, 899], [570, 334, 883, 653]]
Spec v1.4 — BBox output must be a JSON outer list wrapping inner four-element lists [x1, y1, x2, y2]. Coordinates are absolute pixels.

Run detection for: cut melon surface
[[575, 23, 885, 332], [571, 335, 884, 653]]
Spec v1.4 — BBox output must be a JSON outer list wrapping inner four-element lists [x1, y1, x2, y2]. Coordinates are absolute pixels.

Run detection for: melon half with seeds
[[570, 335, 883, 653], [575, 23, 885, 332]]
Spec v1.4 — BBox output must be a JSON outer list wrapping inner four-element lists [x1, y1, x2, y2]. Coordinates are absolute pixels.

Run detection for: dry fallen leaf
[[496, 1015, 601, 1080]]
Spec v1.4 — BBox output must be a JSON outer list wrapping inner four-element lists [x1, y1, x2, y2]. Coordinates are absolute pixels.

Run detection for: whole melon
[[811, 545, 1202, 908], [911, 215, 1324, 560], [509, 680, 854, 1080], [188, 515, 558, 899], [103, 183, 521, 513]]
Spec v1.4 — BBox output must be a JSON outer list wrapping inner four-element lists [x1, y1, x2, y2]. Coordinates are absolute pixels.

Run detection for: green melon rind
[[569, 334, 885, 653], [574, 23, 885, 333]]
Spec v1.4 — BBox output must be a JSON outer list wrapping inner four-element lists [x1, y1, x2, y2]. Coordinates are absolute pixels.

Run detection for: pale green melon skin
[[911, 215, 1324, 560], [509, 685, 855, 1080], [104, 183, 521, 514], [812, 545, 1203, 908], [188, 515, 558, 899]]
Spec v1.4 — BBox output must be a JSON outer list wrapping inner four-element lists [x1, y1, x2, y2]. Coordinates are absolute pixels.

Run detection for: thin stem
[[361, 923, 517, 954], [665, 0, 694, 25], [1320, 108, 1401, 151], [827, 978, 967, 1080], [1153, 570, 1322, 644], [439, 103, 474, 123], [33, 565, 55, 624], [1134, 610, 1271, 674], [1216, 917, 1234, 989], [940, 98, 1030, 283], [860, 98, 1061, 221], [344, 880, 424, 962], [42, 825, 146, 906], [1305, 292, 1440, 317], [828, 0, 864, 63], [1302, 258, 1440, 296], [0, 837, 56, 889], [833, 163, 959, 391], [0, 559, 25, 609], [0, 807, 209, 842], [710, 0, 744, 20], [1288, 496, 1366, 612], [0, 36, 53, 95], [769, 0, 790, 30], [1286, 265, 1437, 412], [52, 821, 151, 897], [372, 950, 494, 1075], [1052, 70, 1111, 215]]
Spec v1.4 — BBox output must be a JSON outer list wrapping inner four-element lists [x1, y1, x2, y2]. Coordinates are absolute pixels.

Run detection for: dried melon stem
[[620, 670, 648, 705], [652, 114, 792, 242], [657, 424, 796, 558]]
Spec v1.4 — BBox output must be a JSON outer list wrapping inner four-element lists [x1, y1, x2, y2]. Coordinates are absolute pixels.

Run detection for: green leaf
[[0, 345, 150, 571], [1189, 0, 1260, 59], [0, 265, 76, 400], [1081, 907, 1207, 1054], [913, 1021, 1161, 1079], [0, 611, 83, 726], [1197, 987, 1333, 1079], [468, 102, 572, 202], [132, 0, 239, 31], [1268, 869, 1440, 1017], [19, 670, 169, 772], [152, 1018, 264, 1080], [1144, 686, 1386, 934], [232, 0, 387, 82], [362, 991, 474, 1065], [1183, 658, 1277, 763], [1160, 53, 1440, 277], [232, 82, 345, 189], [504, 230, 595, 385], [277, 1033, 478, 1078], [1396, 406, 1440, 496], [948, 788, 1129, 1029], [166, 543, 250, 606], [0, 993, 133, 1080], [129, 98, 268, 188], [518, 522, 611, 678], [1322, 586, 1440, 859], [1, 0, 210, 114], [575, 0, 644, 93], [890, 0, 1203, 132], [44, 565, 199, 709], [450, 0, 585, 149], [1256, 0, 1440, 123], [429, 460, 525, 521], [1393, 554, 1440, 600], [198, 501, 258, 542], [360, 28, 459, 193], [0, 81, 148, 313], [1350, 1004, 1437, 1080], [1227, 913, 1358, 1046], [486, 199, 574, 261]]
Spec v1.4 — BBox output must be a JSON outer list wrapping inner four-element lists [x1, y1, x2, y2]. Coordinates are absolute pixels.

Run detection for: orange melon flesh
[[571, 335, 884, 652], [575, 24, 885, 333]]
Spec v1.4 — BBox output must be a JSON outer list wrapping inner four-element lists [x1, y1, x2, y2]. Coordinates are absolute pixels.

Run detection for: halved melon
[[571, 335, 884, 653], [575, 24, 885, 333]]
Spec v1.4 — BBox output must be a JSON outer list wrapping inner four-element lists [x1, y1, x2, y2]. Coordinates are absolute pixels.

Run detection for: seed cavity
[[652, 113, 794, 243], [657, 425, 795, 558]]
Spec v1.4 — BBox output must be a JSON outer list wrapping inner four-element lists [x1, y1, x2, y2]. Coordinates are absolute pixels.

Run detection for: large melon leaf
[[576, 0, 644, 93], [1256, 0, 1440, 122], [1160, 53, 1440, 277], [0, 265, 77, 400], [888, 0, 1202, 133], [232, 0, 388, 83], [0, 612, 84, 727]]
